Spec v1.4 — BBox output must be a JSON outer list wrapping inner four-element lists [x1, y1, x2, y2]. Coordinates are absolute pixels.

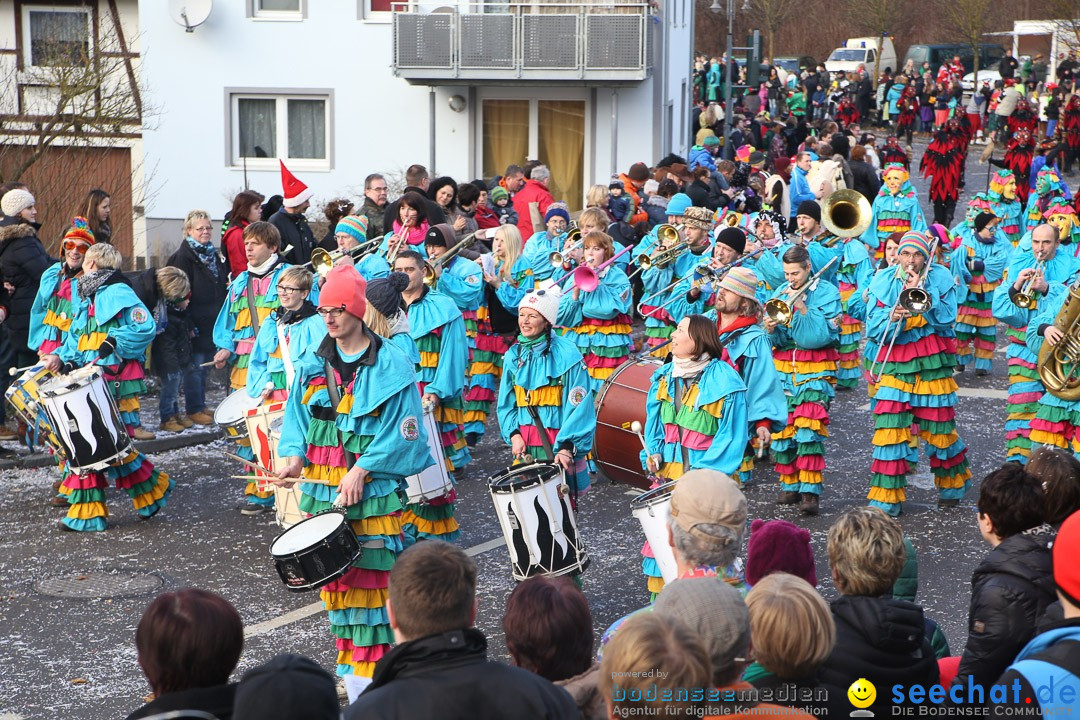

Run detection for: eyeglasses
[[64, 240, 90, 252], [369, 186, 388, 193], [278, 286, 304, 294], [317, 305, 347, 318]]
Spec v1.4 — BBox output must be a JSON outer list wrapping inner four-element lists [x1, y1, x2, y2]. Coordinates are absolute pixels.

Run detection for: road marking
[[244, 536, 506, 639], [857, 386, 1007, 412]]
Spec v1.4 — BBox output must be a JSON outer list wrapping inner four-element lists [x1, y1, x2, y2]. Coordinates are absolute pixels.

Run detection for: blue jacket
[[789, 166, 816, 217], [58, 277, 155, 366], [434, 256, 484, 313], [246, 307, 327, 397], [407, 288, 468, 401], [689, 145, 718, 172]]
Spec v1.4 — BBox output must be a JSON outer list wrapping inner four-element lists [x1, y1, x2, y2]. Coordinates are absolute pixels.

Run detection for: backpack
[[1008, 639, 1080, 715]]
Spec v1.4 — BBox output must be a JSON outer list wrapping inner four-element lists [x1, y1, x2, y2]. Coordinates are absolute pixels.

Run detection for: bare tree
[[748, 0, 800, 61], [1046, 0, 1080, 57]]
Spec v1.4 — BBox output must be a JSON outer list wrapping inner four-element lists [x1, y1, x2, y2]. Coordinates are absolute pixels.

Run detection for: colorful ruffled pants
[[640, 474, 669, 601], [639, 304, 676, 358], [463, 307, 509, 439], [229, 360, 274, 508], [955, 277, 1000, 372], [1029, 393, 1080, 458], [837, 282, 863, 389], [771, 348, 837, 496], [403, 385, 468, 544], [299, 473, 403, 677], [564, 314, 633, 388], [59, 451, 173, 532], [1004, 328, 1042, 463], [868, 331, 971, 516]]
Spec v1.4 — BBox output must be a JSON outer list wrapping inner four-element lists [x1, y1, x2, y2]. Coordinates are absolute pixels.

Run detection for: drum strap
[[525, 405, 556, 462], [323, 359, 358, 470], [671, 378, 692, 471], [245, 276, 263, 338], [276, 321, 296, 390]]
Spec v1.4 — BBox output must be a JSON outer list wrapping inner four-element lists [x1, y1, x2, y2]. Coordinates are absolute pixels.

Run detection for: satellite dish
[[168, 0, 212, 33]]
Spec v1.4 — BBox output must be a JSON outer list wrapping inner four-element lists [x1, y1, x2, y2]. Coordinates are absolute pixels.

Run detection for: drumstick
[[221, 451, 275, 475], [8, 364, 38, 376], [199, 360, 216, 368], [231, 474, 334, 486]]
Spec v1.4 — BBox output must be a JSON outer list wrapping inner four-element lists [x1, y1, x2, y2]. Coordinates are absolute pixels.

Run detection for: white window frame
[[226, 90, 334, 172], [20, 4, 92, 70], [357, 0, 393, 23], [250, 0, 306, 21]]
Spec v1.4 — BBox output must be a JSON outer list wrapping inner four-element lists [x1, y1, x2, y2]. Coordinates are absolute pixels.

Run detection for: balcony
[[391, 2, 654, 83]]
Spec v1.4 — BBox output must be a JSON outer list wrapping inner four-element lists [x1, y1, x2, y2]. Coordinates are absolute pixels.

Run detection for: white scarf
[[672, 353, 711, 379], [247, 255, 278, 276]]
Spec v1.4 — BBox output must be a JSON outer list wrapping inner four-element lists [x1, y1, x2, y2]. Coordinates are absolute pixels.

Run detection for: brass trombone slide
[[303, 238, 381, 276], [763, 256, 839, 326], [423, 233, 479, 286], [867, 237, 940, 382]]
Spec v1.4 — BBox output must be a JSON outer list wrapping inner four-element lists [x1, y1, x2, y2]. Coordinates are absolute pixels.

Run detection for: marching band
[[12, 167, 1080, 684]]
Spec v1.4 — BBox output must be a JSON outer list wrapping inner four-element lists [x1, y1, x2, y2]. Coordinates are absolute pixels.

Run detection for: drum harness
[[322, 358, 384, 552], [245, 276, 264, 338], [523, 398, 580, 510]]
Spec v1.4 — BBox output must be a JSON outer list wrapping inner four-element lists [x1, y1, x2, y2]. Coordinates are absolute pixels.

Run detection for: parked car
[[825, 37, 897, 85], [905, 43, 1005, 77], [961, 68, 1001, 92], [772, 56, 818, 75]]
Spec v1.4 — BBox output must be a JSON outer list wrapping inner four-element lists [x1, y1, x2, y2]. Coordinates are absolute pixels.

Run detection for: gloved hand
[[97, 336, 117, 360], [967, 259, 985, 274]]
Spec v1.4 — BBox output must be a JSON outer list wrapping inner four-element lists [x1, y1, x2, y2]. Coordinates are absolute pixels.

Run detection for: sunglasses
[[64, 240, 91, 253]]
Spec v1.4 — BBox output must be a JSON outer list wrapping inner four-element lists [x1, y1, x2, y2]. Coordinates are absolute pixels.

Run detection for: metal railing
[[392, 2, 653, 81]]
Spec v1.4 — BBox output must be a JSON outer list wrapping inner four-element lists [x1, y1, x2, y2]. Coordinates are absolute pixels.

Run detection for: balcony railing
[[391, 2, 654, 82]]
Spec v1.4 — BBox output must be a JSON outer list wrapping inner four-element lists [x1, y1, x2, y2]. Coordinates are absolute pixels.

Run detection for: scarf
[[274, 300, 316, 325], [392, 219, 430, 246], [672, 353, 711, 379], [390, 311, 411, 337], [186, 236, 220, 280], [247, 254, 279, 277], [77, 268, 116, 301]]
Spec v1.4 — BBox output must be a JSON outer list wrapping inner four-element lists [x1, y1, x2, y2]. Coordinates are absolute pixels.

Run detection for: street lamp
[[709, 0, 736, 154]]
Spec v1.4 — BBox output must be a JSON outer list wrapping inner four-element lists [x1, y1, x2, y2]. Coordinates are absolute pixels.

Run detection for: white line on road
[[244, 536, 507, 639]]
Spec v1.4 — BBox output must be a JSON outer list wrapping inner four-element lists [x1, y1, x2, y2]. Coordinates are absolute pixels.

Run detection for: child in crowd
[[152, 267, 194, 433], [489, 187, 519, 227], [607, 180, 633, 223]]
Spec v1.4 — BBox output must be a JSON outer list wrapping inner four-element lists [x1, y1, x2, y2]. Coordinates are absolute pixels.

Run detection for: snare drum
[[4, 365, 64, 454], [593, 357, 661, 490], [630, 481, 678, 584], [270, 511, 362, 592], [269, 418, 304, 529], [246, 400, 286, 477], [488, 463, 589, 581], [215, 389, 263, 441], [403, 406, 453, 503], [37, 365, 133, 473]]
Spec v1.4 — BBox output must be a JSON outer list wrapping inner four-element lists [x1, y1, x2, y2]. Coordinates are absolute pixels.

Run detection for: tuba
[[1037, 281, 1080, 401]]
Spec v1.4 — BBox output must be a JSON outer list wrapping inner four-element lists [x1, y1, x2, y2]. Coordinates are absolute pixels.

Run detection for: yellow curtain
[[538, 100, 585, 212], [482, 100, 530, 181]]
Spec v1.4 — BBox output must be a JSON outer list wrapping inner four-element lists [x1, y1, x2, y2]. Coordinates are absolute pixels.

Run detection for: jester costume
[[835, 237, 875, 389], [766, 276, 841, 502], [988, 169, 1024, 247], [992, 129, 1036, 207], [213, 254, 289, 507], [1063, 96, 1080, 175], [880, 137, 910, 171], [278, 330, 432, 678], [1025, 168, 1068, 233], [404, 286, 469, 541], [55, 270, 173, 531], [639, 247, 712, 356], [30, 264, 82, 355], [896, 85, 919, 145], [864, 242, 970, 516], [860, 164, 928, 259], [951, 219, 1011, 374], [992, 246, 1078, 463], [1007, 97, 1039, 139], [1027, 281, 1080, 460], [557, 265, 633, 387], [246, 300, 326, 402], [920, 127, 964, 227], [836, 97, 860, 129]]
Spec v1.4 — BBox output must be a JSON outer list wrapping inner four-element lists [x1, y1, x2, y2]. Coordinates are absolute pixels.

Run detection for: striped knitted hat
[[897, 230, 931, 259], [63, 216, 95, 247], [335, 215, 369, 243], [715, 266, 758, 301]]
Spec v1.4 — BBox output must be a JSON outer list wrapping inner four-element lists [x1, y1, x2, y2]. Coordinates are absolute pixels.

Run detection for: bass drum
[[593, 357, 660, 491]]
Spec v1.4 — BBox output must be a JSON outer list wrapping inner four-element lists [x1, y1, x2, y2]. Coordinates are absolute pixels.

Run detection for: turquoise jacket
[[557, 266, 633, 326], [355, 253, 390, 282], [212, 261, 289, 355], [865, 263, 958, 344], [407, 288, 468, 401], [860, 184, 928, 255], [434, 255, 484, 313], [58, 280, 155, 365], [29, 262, 82, 352], [766, 279, 842, 352], [493, 256, 536, 311], [246, 308, 328, 398]]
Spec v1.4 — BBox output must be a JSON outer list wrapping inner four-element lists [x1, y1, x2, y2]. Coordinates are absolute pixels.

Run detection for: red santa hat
[[280, 161, 313, 208]]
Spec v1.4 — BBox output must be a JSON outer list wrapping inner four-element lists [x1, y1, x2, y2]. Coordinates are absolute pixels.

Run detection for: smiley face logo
[[847, 678, 876, 709]]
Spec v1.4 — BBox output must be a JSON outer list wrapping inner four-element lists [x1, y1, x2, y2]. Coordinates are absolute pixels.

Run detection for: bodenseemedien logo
[[848, 678, 876, 717]]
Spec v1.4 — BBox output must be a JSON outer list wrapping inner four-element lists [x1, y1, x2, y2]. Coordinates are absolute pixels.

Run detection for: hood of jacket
[[972, 524, 1056, 596], [831, 595, 928, 655], [0, 220, 37, 244]]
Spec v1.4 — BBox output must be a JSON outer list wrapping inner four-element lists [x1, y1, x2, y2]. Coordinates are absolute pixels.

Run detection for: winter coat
[[360, 196, 387, 240], [849, 159, 881, 202], [0, 217, 54, 351], [818, 595, 939, 712], [152, 303, 194, 376], [644, 195, 669, 226], [167, 239, 228, 355], [343, 628, 578, 720], [952, 524, 1057, 692], [268, 208, 316, 267], [555, 665, 607, 720], [513, 179, 556, 242], [221, 221, 248, 277], [689, 145, 718, 172], [125, 683, 235, 720], [992, 618, 1080, 714], [686, 179, 719, 211]]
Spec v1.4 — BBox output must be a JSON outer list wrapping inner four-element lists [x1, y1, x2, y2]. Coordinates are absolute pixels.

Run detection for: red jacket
[[474, 203, 500, 230], [618, 174, 649, 225], [513, 179, 554, 242], [222, 221, 248, 277]]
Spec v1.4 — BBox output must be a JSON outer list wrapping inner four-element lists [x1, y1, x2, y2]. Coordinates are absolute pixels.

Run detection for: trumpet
[[636, 247, 767, 318], [549, 229, 583, 268], [383, 221, 413, 265], [423, 233, 478, 287], [763, 257, 839, 326], [636, 240, 688, 272], [868, 238, 939, 382], [1013, 259, 1046, 309], [303, 238, 381, 276]]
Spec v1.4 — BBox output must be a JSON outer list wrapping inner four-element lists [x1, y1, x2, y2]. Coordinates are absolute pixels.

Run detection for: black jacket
[[344, 628, 578, 720], [269, 208, 317, 267], [125, 683, 236, 720], [383, 185, 447, 232], [167, 240, 228, 354], [850, 160, 881, 203], [952, 524, 1057, 693], [686, 179, 723, 212], [152, 303, 194, 376], [0, 217, 54, 348], [818, 595, 939, 712]]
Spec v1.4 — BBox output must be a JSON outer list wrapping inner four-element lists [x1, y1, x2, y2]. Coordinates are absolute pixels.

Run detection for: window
[[252, 0, 304, 20], [359, 0, 393, 20], [22, 6, 91, 68], [230, 93, 331, 170]]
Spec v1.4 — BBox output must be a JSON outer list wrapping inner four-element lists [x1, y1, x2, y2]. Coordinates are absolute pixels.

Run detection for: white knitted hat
[[2, 189, 34, 218], [521, 284, 562, 326]]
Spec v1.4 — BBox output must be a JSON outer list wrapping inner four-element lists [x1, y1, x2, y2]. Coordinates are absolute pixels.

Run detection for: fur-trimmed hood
[[0, 221, 38, 243]]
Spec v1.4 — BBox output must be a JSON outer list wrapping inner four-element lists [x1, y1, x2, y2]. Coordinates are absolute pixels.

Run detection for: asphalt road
[[0, 136, 1022, 719]]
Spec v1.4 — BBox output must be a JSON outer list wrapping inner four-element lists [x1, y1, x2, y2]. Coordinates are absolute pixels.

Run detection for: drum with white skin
[[403, 404, 453, 504], [214, 389, 264, 441], [630, 481, 679, 584], [268, 417, 304, 529], [37, 365, 132, 473]]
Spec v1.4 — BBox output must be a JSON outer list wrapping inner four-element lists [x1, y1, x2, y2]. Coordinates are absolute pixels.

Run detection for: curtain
[[29, 10, 89, 66], [538, 100, 585, 212], [259, 0, 301, 10], [287, 99, 326, 159], [482, 100, 529, 181], [238, 98, 276, 158]]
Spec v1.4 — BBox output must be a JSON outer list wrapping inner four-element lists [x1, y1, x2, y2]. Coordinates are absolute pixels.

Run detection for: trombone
[[627, 225, 688, 280], [423, 233, 478, 287], [867, 237, 940, 382], [815, 189, 873, 249], [763, 257, 839, 326], [303, 238, 381, 277], [1013, 259, 1046, 309], [636, 247, 767, 318]]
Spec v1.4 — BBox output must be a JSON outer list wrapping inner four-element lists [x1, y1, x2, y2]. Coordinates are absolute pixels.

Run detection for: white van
[[824, 37, 898, 83]]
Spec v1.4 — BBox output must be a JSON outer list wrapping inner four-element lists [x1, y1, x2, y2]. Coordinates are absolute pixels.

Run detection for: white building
[[138, 0, 693, 263]]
